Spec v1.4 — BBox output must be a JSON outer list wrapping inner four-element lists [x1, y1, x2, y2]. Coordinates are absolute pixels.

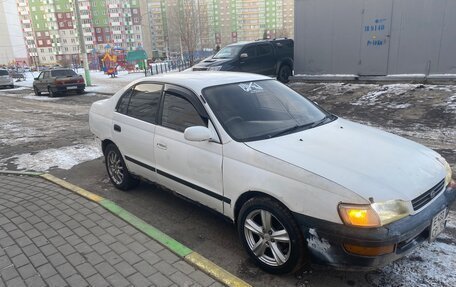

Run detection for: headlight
[[339, 200, 412, 228], [208, 66, 222, 71], [442, 159, 453, 187]]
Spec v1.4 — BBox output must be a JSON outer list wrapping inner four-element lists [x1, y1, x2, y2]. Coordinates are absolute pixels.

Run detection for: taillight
[[77, 78, 84, 84]]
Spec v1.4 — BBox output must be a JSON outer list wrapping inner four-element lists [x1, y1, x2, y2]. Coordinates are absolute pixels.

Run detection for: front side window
[[161, 93, 206, 132], [241, 46, 256, 58], [120, 83, 163, 124], [213, 45, 242, 59], [203, 80, 333, 142]]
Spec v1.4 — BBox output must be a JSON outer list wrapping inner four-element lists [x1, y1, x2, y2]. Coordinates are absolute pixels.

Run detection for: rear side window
[[51, 70, 77, 77], [161, 93, 206, 132], [125, 83, 163, 124], [0, 70, 8, 76], [257, 45, 272, 56]]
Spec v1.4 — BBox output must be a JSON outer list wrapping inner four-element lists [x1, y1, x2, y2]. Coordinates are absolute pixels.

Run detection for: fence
[[147, 60, 192, 76]]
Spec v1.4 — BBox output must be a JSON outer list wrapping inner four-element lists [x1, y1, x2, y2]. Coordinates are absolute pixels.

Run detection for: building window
[[38, 40, 43, 45]]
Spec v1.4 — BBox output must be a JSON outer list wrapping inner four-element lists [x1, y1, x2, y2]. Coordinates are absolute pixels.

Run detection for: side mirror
[[240, 53, 248, 59], [184, 126, 212, 142], [34, 77, 39, 80]]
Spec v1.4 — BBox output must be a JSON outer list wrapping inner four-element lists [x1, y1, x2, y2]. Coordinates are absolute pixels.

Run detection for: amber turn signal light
[[343, 243, 395, 256]]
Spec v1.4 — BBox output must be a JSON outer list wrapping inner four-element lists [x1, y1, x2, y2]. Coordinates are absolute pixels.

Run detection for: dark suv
[[192, 38, 294, 82], [33, 69, 85, 97]]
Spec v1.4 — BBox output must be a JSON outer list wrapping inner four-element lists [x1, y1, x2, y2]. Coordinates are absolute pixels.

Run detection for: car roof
[[136, 72, 271, 93]]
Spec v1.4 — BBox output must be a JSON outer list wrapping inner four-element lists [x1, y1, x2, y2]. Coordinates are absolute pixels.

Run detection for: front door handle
[[157, 143, 167, 150], [114, 124, 121, 132]]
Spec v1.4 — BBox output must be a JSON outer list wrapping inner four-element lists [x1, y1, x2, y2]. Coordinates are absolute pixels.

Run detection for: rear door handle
[[157, 143, 167, 150], [114, 124, 121, 132]]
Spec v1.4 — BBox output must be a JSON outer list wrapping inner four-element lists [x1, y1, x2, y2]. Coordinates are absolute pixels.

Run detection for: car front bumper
[[293, 185, 456, 270]]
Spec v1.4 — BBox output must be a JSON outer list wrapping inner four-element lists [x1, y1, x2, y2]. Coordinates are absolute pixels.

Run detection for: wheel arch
[[233, 190, 291, 224], [275, 58, 294, 75], [101, 139, 116, 155]]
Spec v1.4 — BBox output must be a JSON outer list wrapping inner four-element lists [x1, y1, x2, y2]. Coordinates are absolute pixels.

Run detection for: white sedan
[[89, 72, 455, 274]]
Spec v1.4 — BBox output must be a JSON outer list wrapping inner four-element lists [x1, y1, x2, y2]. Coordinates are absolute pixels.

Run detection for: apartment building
[[16, 0, 143, 66], [140, 0, 294, 58], [0, 1, 28, 65]]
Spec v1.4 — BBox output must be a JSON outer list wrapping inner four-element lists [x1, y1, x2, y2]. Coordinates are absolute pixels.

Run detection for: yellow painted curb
[[185, 252, 252, 287], [39, 173, 251, 287], [40, 173, 103, 203]]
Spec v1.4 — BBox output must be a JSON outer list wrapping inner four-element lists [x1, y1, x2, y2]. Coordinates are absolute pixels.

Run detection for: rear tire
[[104, 143, 139, 190], [277, 65, 292, 83], [77, 89, 84, 94], [237, 197, 306, 274]]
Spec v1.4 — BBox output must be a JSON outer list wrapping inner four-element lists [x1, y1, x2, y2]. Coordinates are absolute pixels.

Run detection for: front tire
[[104, 143, 139, 190], [237, 197, 305, 274], [33, 85, 41, 96], [47, 87, 56, 97]]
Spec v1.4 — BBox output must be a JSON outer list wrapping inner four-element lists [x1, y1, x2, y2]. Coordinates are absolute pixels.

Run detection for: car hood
[[193, 57, 233, 68], [245, 118, 445, 203]]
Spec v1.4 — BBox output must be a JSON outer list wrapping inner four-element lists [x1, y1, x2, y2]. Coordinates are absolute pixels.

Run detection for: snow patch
[[1, 141, 102, 171], [352, 84, 420, 106], [23, 93, 61, 101]]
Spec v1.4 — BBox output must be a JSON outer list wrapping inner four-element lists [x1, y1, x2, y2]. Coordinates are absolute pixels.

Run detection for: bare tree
[[275, 27, 290, 39], [168, 0, 199, 65]]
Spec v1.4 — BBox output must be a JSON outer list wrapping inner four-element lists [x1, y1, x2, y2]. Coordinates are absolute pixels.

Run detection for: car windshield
[[51, 70, 77, 77], [0, 70, 9, 76], [213, 46, 242, 59], [203, 80, 334, 142]]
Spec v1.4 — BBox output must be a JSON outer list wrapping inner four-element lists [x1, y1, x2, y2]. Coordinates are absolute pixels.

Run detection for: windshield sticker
[[239, 82, 264, 93]]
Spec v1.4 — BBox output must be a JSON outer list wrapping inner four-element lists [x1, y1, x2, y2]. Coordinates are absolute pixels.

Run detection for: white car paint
[[89, 72, 447, 224]]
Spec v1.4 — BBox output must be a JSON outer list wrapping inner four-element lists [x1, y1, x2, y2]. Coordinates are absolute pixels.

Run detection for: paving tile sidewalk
[[0, 174, 222, 287]]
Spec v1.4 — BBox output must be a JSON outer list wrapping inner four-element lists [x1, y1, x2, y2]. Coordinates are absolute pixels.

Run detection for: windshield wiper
[[268, 123, 312, 138], [268, 115, 334, 139]]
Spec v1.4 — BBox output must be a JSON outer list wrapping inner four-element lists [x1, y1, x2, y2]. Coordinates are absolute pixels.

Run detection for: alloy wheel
[[244, 209, 291, 266], [107, 150, 124, 185]]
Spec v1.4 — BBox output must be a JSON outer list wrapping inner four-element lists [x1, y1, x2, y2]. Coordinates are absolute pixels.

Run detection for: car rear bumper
[[0, 80, 14, 86], [53, 84, 85, 92], [293, 185, 456, 270]]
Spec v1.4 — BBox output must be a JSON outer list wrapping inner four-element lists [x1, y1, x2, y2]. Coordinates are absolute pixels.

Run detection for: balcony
[[83, 32, 92, 37], [81, 14, 90, 20], [113, 39, 123, 44], [19, 10, 29, 16], [109, 13, 120, 18], [82, 23, 91, 28], [111, 21, 121, 26], [112, 30, 122, 35], [84, 41, 94, 45], [24, 27, 32, 32], [108, 4, 118, 9], [22, 19, 31, 24]]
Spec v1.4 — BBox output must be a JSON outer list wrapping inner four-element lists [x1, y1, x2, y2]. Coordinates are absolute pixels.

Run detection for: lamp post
[[73, 0, 91, 86]]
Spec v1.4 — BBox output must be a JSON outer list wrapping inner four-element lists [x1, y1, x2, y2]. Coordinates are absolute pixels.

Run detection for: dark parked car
[[33, 69, 85, 97], [192, 38, 294, 82]]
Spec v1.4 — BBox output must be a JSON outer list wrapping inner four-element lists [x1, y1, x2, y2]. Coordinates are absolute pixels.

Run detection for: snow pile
[[352, 84, 420, 106], [1, 140, 102, 171]]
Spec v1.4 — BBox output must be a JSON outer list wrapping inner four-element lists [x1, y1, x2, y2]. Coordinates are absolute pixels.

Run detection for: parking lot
[[1, 82, 455, 287]]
